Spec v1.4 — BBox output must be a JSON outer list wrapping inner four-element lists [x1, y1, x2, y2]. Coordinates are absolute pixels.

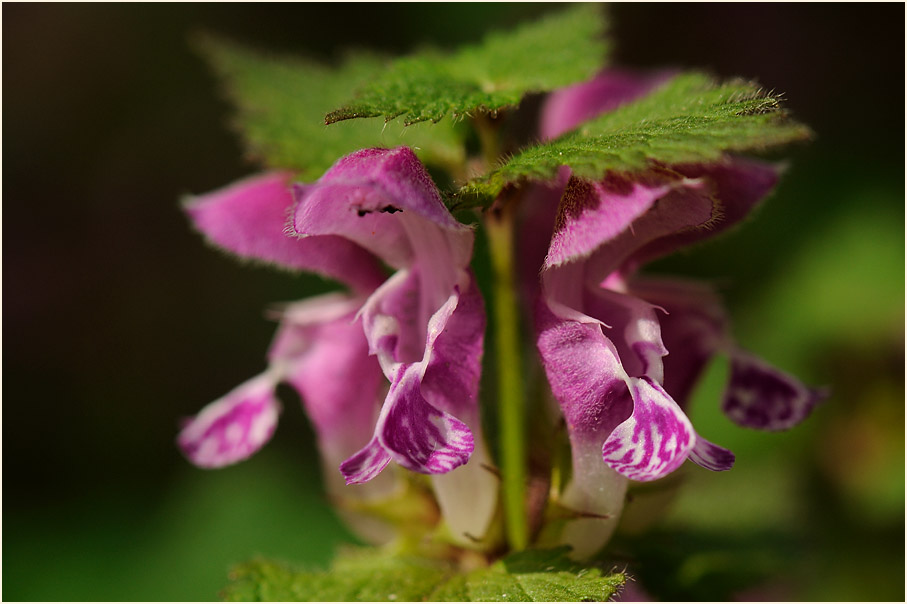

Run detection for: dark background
[[4, 4, 904, 600]]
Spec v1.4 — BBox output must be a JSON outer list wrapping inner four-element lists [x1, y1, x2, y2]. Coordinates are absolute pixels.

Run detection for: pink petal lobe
[[360, 268, 424, 373], [292, 147, 472, 270], [601, 377, 695, 482], [545, 175, 671, 269], [628, 159, 780, 268], [178, 373, 280, 469], [185, 172, 384, 293], [420, 272, 485, 420], [689, 436, 736, 472], [536, 300, 634, 442], [378, 367, 474, 475], [628, 277, 729, 409], [269, 293, 384, 462], [340, 436, 392, 485], [584, 287, 668, 384]]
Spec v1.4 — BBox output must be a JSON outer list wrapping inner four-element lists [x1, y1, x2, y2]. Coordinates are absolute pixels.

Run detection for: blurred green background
[[4, 4, 903, 601]]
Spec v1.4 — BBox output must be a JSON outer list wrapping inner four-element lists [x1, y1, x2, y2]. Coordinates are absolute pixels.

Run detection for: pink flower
[[523, 71, 825, 555], [178, 148, 497, 543]]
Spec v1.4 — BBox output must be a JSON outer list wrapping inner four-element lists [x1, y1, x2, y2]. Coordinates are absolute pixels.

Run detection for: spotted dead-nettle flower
[[524, 71, 826, 556], [178, 147, 497, 544]]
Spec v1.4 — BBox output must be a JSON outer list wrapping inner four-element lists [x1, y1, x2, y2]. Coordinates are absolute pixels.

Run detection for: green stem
[[486, 203, 528, 551], [472, 112, 528, 551], [473, 114, 501, 171]]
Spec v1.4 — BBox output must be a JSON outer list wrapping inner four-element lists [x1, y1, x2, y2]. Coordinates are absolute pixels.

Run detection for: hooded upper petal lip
[[291, 147, 473, 271], [184, 171, 385, 293]]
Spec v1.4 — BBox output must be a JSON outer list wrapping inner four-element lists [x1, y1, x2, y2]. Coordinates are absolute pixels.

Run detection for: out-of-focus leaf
[[198, 36, 466, 180], [222, 546, 625, 602]]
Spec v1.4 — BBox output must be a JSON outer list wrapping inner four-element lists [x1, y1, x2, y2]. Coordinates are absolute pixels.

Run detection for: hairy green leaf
[[197, 36, 466, 180], [441, 547, 626, 602], [326, 5, 608, 125], [221, 551, 450, 602], [222, 547, 625, 602], [455, 72, 812, 208]]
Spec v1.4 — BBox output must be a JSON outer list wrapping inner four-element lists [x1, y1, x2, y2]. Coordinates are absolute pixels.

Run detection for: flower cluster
[[179, 70, 824, 556]]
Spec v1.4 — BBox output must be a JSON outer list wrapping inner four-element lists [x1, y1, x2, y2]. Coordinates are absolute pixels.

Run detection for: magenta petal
[[536, 300, 634, 441], [628, 277, 729, 409], [689, 436, 735, 472], [545, 175, 671, 269], [185, 172, 384, 293], [584, 287, 668, 383], [541, 69, 676, 140], [601, 377, 695, 481], [360, 268, 424, 371], [420, 274, 497, 541], [628, 159, 780, 267], [269, 294, 384, 462], [178, 373, 280, 469], [585, 177, 716, 281], [340, 436, 393, 485], [420, 272, 485, 420], [292, 147, 472, 270], [723, 351, 827, 431], [378, 367, 474, 475], [517, 172, 568, 305]]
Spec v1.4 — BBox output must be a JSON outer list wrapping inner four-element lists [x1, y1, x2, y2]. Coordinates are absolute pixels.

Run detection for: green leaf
[[445, 547, 626, 602], [197, 36, 466, 180], [326, 5, 608, 125], [221, 550, 451, 602], [222, 547, 625, 602], [456, 72, 813, 207]]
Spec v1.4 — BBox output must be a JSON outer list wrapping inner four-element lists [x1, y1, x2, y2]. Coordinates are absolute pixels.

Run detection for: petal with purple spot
[[419, 273, 498, 542], [378, 367, 474, 475], [178, 373, 280, 469], [723, 351, 827, 431], [340, 436, 393, 485], [688, 436, 735, 472], [601, 377, 695, 482]]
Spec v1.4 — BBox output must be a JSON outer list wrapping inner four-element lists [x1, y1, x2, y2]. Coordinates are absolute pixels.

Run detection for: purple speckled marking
[[178, 374, 280, 469], [723, 351, 828, 431], [601, 377, 694, 481], [340, 437, 392, 485], [378, 368, 474, 474]]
